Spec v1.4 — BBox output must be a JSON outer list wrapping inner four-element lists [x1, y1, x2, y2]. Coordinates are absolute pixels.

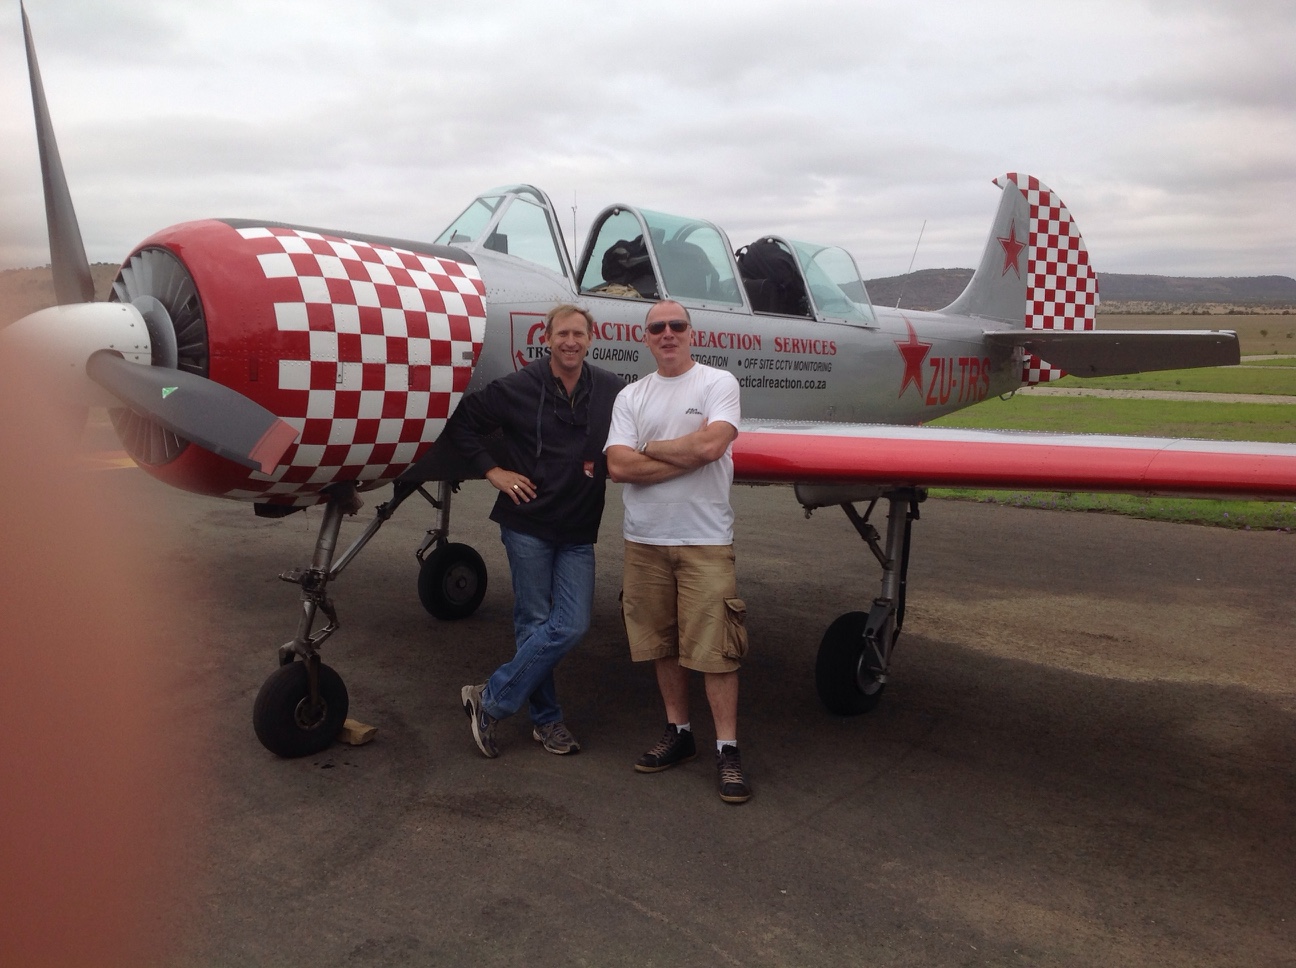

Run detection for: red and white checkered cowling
[[127, 219, 487, 506], [995, 173, 1099, 386]]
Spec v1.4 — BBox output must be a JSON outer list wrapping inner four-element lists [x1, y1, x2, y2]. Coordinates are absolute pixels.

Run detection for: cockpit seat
[[656, 239, 717, 300], [736, 238, 811, 317]]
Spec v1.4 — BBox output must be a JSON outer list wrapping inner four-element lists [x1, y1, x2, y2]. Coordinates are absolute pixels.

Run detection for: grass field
[[1101, 313, 1296, 356], [1053, 366, 1296, 395]]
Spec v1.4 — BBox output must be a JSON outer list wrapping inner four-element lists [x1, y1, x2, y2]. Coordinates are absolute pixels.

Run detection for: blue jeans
[[482, 525, 595, 726]]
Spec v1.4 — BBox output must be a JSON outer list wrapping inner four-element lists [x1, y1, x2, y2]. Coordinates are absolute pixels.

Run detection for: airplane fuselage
[[464, 249, 1021, 428]]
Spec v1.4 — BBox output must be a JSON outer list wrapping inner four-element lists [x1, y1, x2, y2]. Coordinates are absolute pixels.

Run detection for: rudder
[[943, 173, 1099, 384]]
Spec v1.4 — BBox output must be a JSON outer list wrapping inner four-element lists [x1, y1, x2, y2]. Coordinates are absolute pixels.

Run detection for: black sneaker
[[716, 744, 751, 804], [634, 724, 696, 773], [461, 683, 498, 758]]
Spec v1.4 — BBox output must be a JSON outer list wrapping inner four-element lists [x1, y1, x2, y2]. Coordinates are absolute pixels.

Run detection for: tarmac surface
[[91, 471, 1296, 966]]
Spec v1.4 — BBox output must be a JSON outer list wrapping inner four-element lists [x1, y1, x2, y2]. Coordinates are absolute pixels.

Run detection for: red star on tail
[[998, 221, 1025, 278], [894, 318, 931, 398]]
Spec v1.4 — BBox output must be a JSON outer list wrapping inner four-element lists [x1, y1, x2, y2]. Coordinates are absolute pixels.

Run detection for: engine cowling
[[111, 219, 487, 506]]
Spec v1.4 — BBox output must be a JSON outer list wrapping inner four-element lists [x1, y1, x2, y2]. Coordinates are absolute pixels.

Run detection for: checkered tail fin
[[942, 173, 1100, 385]]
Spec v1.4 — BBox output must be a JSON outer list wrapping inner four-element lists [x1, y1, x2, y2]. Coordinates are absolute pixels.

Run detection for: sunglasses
[[645, 319, 690, 335]]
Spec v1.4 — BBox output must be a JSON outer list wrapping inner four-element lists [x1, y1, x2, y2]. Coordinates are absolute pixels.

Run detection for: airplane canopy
[[785, 239, 876, 326], [577, 204, 744, 309]]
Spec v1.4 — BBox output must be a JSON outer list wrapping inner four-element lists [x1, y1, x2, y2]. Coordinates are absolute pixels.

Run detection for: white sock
[[673, 722, 691, 733], [716, 740, 737, 752]]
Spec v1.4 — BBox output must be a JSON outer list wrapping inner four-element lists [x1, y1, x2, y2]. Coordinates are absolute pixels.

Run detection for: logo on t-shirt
[[685, 407, 702, 415]]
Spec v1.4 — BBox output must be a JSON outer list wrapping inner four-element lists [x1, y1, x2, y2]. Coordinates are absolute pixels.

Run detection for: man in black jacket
[[446, 304, 623, 758]]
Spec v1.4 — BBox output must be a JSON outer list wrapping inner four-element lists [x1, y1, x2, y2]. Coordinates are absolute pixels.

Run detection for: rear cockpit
[[578, 202, 877, 327], [738, 237, 877, 326]]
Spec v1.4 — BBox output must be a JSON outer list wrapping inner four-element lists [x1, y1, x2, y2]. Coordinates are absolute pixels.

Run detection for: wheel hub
[[293, 696, 329, 731]]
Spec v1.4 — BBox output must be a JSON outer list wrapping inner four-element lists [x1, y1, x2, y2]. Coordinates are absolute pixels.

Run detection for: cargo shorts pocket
[[722, 598, 749, 661]]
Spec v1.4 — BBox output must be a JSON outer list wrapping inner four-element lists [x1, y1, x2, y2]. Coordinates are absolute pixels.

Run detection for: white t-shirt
[[605, 363, 742, 545]]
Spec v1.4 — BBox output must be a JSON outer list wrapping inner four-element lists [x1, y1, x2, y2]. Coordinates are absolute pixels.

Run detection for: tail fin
[[943, 173, 1099, 384]]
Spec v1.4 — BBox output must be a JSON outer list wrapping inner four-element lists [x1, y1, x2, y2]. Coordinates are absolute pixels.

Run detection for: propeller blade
[[85, 352, 298, 474], [22, 2, 95, 305]]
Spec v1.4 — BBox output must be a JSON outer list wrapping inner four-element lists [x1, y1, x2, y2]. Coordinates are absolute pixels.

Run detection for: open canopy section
[[791, 240, 876, 325], [577, 205, 744, 308], [737, 236, 876, 325], [435, 185, 572, 281]]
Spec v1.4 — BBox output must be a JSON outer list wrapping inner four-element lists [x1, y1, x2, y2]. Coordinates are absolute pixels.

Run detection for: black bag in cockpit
[[736, 238, 809, 316], [600, 236, 658, 299]]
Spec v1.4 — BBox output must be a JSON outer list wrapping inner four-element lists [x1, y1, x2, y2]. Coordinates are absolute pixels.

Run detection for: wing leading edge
[[733, 420, 1296, 501]]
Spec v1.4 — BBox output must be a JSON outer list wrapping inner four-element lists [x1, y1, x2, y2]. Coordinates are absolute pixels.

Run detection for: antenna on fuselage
[[894, 219, 927, 310], [571, 192, 578, 264]]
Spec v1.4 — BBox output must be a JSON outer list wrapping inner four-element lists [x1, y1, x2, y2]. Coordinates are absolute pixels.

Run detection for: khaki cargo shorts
[[621, 541, 748, 674]]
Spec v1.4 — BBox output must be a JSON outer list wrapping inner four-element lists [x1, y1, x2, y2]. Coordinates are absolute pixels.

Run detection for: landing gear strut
[[414, 481, 488, 620], [804, 487, 923, 715], [251, 478, 490, 756]]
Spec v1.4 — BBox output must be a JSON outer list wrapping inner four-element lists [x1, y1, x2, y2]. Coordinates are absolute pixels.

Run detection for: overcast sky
[[2, 0, 1292, 280]]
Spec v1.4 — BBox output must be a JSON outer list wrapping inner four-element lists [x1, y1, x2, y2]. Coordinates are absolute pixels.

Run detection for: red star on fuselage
[[998, 220, 1025, 278], [895, 318, 931, 398]]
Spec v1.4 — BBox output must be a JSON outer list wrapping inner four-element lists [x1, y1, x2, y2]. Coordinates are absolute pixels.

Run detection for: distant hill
[[1096, 274, 1296, 307], [866, 269, 1296, 313], [0, 263, 119, 325], [865, 269, 973, 312]]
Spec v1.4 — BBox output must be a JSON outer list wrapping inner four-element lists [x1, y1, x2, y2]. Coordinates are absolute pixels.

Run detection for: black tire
[[252, 661, 348, 758], [815, 611, 887, 716], [417, 542, 487, 620]]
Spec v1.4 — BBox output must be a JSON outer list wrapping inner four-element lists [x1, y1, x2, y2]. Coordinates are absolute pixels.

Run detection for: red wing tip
[[248, 420, 298, 474]]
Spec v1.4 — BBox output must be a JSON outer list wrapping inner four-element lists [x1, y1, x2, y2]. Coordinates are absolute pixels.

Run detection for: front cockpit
[[577, 206, 745, 308]]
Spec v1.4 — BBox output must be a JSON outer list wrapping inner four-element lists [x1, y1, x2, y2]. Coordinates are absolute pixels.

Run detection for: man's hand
[[606, 445, 691, 484], [485, 466, 536, 504]]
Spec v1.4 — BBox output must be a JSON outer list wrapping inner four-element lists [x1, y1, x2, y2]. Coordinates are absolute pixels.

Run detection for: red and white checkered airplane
[[8, 6, 1296, 756]]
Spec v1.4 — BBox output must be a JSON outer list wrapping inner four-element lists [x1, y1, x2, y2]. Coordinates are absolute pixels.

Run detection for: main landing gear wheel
[[815, 611, 887, 715], [252, 661, 349, 758], [418, 542, 487, 620]]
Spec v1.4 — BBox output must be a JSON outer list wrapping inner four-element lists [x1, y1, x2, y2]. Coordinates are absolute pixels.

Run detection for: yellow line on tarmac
[[81, 450, 136, 470]]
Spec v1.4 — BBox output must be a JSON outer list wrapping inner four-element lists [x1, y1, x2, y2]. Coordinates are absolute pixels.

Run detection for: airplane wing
[[733, 419, 1296, 501]]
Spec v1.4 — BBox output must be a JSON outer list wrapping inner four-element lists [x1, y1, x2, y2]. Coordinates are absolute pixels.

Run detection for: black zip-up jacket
[[443, 359, 625, 545]]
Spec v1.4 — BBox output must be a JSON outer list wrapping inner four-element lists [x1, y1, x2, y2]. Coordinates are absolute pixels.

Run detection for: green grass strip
[[1053, 367, 1296, 395], [931, 396, 1296, 441], [932, 489, 1296, 531]]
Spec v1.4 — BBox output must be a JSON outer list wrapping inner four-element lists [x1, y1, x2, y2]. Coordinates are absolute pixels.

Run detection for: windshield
[[790, 241, 876, 324], [435, 186, 570, 278], [435, 195, 505, 247]]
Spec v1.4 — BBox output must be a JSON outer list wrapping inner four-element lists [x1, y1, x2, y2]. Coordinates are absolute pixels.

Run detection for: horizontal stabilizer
[[983, 329, 1240, 377]]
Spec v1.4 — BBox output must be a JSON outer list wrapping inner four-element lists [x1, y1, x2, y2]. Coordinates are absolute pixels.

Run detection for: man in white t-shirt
[[605, 299, 751, 804]]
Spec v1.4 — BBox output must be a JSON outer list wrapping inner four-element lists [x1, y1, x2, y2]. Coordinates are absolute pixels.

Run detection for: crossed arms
[[606, 419, 738, 484]]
